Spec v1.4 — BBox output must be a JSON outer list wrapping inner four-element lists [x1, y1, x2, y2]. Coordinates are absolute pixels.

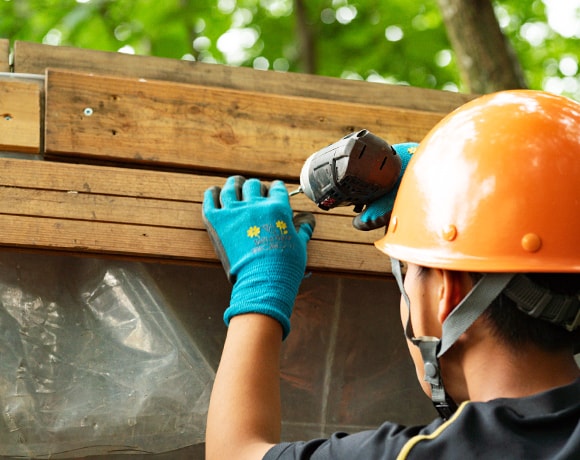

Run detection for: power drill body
[[295, 130, 402, 212]]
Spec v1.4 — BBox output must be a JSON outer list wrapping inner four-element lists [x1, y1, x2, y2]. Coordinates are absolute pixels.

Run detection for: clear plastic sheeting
[[0, 253, 214, 458]]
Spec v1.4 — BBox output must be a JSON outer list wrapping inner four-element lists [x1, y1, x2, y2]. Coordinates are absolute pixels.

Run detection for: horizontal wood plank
[[14, 40, 475, 113], [0, 80, 41, 153], [45, 69, 442, 179], [0, 215, 386, 274], [0, 39, 9, 72], [0, 159, 387, 275], [0, 157, 362, 217], [0, 185, 379, 245]]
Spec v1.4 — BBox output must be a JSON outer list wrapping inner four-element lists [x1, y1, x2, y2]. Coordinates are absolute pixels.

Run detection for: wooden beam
[[0, 215, 386, 275], [45, 69, 441, 179], [0, 152, 362, 214], [13, 41, 475, 114], [0, 181, 377, 245], [0, 79, 41, 153], [0, 39, 9, 72], [0, 159, 387, 275]]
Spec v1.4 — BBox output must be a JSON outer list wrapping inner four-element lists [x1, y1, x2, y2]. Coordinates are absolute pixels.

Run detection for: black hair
[[416, 267, 579, 352], [476, 273, 580, 353]]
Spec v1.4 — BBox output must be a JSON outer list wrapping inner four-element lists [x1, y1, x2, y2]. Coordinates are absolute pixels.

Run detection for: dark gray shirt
[[265, 378, 580, 459]]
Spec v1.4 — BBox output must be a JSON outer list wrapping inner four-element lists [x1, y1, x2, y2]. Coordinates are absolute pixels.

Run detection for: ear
[[437, 270, 473, 324]]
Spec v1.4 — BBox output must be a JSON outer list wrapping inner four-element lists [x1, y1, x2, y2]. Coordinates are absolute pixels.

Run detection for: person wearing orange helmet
[[203, 90, 580, 459]]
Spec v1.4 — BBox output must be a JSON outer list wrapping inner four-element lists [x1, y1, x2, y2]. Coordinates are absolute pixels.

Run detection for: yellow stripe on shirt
[[396, 401, 470, 460]]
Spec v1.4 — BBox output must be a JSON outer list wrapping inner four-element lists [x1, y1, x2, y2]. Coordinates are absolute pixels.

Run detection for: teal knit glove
[[202, 176, 315, 339], [352, 143, 418, 231]]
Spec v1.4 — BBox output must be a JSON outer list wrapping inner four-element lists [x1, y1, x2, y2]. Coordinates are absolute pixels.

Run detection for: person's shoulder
[[263, 420, 434, 460], [400, 394, 579, 459], [484, 378, 580, 416]]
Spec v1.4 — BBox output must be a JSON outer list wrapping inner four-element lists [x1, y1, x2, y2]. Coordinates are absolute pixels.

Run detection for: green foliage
[[0, 0, 577, 100]]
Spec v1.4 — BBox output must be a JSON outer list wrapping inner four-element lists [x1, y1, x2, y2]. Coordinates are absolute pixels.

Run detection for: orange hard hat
[[375, 90, 580, 273]]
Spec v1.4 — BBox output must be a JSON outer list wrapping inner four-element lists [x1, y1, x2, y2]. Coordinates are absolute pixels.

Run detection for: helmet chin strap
[[390, 258, 514, 420]]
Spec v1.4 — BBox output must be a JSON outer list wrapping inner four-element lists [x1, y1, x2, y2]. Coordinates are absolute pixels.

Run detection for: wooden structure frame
[[0, 39, 475, 276]]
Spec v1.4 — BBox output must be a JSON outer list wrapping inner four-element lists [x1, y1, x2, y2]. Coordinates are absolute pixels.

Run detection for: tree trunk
[[294, 0, 316, 74], [436, 0, 527, 94]]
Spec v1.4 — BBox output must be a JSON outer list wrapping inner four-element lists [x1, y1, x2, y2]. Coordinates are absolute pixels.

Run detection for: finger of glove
[[393, 143, 418, 171], [201, 187, 234, 281], [267, 180, 291, 206], [219, 175, 246, 207], [352, 189, 396, 231], [204, 222, 234, 282], [293, 212, 316, 243], [242, 177, 268, 201], [202, 186, 222, 212], [352, 209, 393, 231]]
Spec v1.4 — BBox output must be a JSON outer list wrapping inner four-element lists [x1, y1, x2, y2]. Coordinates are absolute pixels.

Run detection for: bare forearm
[[206, 314, 282, 460]]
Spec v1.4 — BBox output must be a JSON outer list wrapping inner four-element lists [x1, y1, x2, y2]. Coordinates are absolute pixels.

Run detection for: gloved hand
[[352, 142, 418, 231], [202, 176, 315, 339]]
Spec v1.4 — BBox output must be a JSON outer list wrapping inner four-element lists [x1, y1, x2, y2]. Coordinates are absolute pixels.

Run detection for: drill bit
[[289, 186, 303, 197]]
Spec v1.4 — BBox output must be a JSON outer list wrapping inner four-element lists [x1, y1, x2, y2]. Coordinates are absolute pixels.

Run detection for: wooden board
[[0, 39, 9, 72], [2, 41, 476, 276], [0, 159, 388, 275], [13, 41, 475, 114], [45, 69, 442, 179], [0, 79, 41, 153]]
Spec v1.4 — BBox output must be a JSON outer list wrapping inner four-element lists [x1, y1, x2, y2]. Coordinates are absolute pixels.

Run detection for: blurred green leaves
[[0, 0, 578, 100]]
